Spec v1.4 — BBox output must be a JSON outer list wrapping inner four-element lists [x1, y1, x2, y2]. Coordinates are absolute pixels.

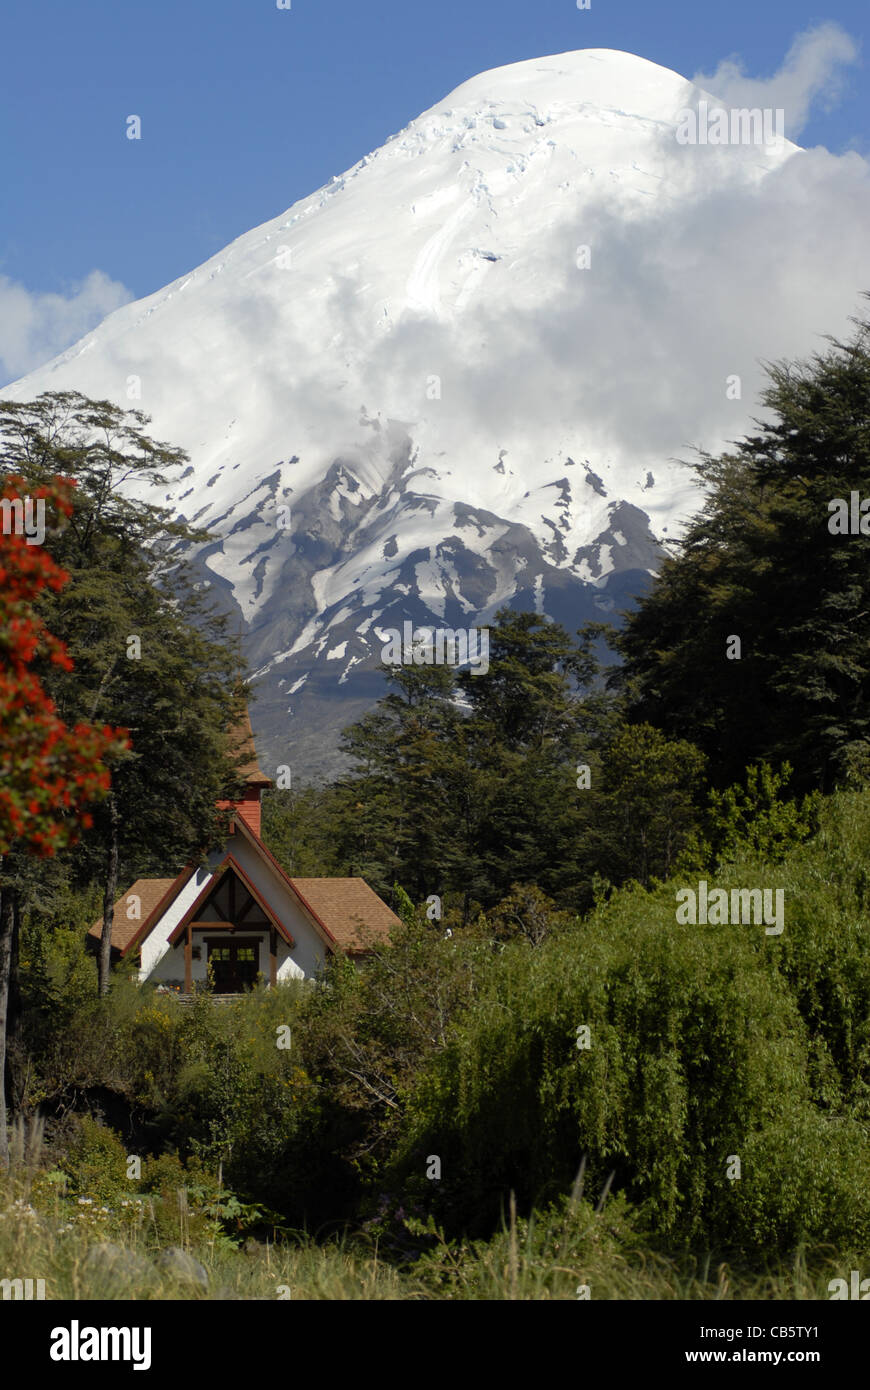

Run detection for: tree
[[0, 474, 123, 1164], [688, 761, 822, 872], [334, 662, 472, 903], [459, 611, 610, 906], [587, 723, 707, 887], [486, 883, 569, 947], [260, 783, 344, 877], [615, 305, 870, 792], [0, 392, 246, 994], [330, 610, 622, 914]]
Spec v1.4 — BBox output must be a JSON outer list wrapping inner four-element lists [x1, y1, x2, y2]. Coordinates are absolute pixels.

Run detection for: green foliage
[[589, 723, 707, 887], [392, 884, 418, 930], [686, 761, 822, 871], [10, 785, 870, 1273], [0, 1165, 859, 1298], [17, 786, 870, 1259], [44, 1118, 245, 1249], [289, 611, 709, 915], [0, 390, 246, 904], [615, 307, 870, 793], [332, 660, 478, 903], [407, 1192, 657, 1299], [385, 789, 870, 1253], [10, 369, 870, 1282], [838, 740, 870, 789], [62, 1116, 129, 1203], [728, 1113, 870, 1250], [486, 883, 572, 946], [314, 610, 647, 912], [260, 784, 343, 877]]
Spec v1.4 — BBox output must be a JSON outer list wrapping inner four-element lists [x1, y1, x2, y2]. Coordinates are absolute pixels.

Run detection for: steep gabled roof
[[87, 878, 184, 955], [230, 814, 400, 951], [289, 878, 400, 952], [166, 853, 296, 947], [87, 809, 399, 959]]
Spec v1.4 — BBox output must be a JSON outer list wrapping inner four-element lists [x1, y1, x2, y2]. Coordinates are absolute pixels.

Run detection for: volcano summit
[[6, 49, 802, 777]]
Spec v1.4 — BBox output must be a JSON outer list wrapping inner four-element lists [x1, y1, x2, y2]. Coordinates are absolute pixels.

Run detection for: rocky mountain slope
[[5, 49, 801, 779]]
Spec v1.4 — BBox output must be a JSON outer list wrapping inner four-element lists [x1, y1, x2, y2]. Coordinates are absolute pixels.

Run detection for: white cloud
[[0, 269, 133, 386], [692, 22, 861, 139], [212, 34, 870, 516], [3, 30, 868, 561], [302, 139, 870, 513]]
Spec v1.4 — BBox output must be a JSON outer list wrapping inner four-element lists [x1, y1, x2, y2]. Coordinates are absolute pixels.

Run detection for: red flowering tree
[[0, 474, 127, 1165]]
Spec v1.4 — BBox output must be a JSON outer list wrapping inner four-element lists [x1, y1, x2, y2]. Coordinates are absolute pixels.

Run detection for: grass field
[[0, 1170, 857, 1301]]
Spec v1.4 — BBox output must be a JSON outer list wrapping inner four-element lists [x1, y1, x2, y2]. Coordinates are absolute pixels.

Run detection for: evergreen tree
[[334, 662, 472, 905], [0, 475, 121, 1163], [459, 611, 599, 905], [0, 392, 245, 993], [587, 723, 707, 887], [615, 306, 870, 792], [331, 610, 622, 913], [260, 784, 344, 877]]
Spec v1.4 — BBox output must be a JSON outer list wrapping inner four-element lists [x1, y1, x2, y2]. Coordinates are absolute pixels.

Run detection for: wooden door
[[207, 939, 260, 992]]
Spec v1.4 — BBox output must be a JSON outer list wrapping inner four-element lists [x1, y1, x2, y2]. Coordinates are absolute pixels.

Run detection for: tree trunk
[[98, 794, 120, 997], [0, 880, 15, 1169], [5, 886, 22, 1128], [8, 885, 21, 1044]]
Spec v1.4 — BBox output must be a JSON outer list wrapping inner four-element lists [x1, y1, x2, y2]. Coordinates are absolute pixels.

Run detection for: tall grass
[[0, 1171, 857, 1300]]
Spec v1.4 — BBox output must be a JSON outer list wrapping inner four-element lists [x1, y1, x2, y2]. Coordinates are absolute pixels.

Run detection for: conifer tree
[[615, 305, 870, 792], [332, 610, 619, 912], [334, 662, 471, 903], [459, 611, 597, 904], [0, 392, 245, 993], [0, 475, 122, 1163]]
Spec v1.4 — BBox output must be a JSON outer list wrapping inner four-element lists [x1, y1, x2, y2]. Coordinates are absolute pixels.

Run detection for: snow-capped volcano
[[6, 49, 802, 778]]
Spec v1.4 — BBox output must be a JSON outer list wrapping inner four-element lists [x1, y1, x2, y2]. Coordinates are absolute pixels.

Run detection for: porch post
[[184, 923, 192, 994], [269, 927, 277, 988]]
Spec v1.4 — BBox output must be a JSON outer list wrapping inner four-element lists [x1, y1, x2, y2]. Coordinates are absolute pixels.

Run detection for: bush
[[62, 1116, 129, 1204], [15, 786, 870, 1265], [689, 762, 822, 871], [388, 792, 870, 1253]]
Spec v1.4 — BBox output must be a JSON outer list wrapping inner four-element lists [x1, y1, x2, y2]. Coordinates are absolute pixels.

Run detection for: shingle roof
[[288, 878, 400, 951], [87, 879, 178, 953], [228, 706, 273, 787], [86, 821, 400, 960]]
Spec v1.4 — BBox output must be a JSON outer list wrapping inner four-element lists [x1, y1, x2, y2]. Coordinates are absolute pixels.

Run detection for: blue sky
[[0, 0, 866, 384]]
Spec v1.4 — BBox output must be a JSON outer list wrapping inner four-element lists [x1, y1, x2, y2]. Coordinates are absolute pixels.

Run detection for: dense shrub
[[12, 787, 870, 1261], [387, 794, 870, 1253]]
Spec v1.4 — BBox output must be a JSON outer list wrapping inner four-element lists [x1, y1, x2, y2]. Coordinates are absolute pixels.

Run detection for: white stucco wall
[[140, 868, 212, 982], [138, 835, 330, 988], [224, 835, 330, 980], [148, 929, 271, 988]]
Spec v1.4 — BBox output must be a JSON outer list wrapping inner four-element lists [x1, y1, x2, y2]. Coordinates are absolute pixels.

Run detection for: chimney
[[217, 704, 273, 838]]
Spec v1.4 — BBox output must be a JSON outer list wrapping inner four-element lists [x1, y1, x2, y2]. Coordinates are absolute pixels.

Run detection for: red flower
[[0, 479, 119, 856]]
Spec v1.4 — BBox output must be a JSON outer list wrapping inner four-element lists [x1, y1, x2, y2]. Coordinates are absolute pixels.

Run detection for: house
[[87, 709, 399, 993]]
